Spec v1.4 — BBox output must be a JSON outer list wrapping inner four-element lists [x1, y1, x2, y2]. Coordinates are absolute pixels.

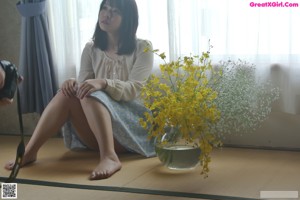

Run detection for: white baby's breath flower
[[211, 59, 280, 136]]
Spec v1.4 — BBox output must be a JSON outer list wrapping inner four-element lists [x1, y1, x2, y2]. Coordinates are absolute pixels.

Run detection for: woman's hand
[[60, 78, 78, 98], [76, 79, 107, 99]]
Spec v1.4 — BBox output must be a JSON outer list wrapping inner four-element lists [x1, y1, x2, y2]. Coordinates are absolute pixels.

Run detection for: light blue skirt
[[62, 91, 155, 158]]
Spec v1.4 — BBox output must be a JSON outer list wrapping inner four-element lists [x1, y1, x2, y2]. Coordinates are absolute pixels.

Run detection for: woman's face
[[99, 3, 122, 35]]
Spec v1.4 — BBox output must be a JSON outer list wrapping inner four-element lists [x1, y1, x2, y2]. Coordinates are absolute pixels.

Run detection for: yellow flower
[[140, 48, 222, 178]]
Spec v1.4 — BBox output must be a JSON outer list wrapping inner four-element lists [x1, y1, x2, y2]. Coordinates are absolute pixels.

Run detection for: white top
[[78, 39, 154, 101]]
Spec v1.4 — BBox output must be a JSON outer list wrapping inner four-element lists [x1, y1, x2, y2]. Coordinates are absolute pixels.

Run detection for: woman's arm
[[75, 41, 106, 99], [77, 40, 154, 101], [78, 42, 95, 83], [104, 40, 154, 101]]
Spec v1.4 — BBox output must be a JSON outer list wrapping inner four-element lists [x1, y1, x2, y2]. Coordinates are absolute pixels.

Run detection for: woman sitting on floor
[[5, 0, 155, 180]]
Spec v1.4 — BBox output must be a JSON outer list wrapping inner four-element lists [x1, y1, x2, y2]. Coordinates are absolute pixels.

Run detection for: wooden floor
[[0, 135, 300, 200]]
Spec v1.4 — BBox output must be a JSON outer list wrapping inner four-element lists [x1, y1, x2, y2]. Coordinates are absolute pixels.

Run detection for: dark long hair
[[92, 0, 139, 55]]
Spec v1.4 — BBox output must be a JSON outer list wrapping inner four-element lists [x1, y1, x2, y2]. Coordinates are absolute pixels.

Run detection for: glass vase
[[155, 126, 201, 170]]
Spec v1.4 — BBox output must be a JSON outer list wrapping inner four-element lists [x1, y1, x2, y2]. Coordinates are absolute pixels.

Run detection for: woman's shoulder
[[81, 40, 94, 55], [84, 40, 95, 50], [82, 40, 105, 56], [136, 38, 153, 53]]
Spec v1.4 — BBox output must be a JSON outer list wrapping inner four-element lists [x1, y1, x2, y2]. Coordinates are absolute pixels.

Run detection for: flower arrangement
[[140, 47, 280, 177], [140, 48, 222, 177]]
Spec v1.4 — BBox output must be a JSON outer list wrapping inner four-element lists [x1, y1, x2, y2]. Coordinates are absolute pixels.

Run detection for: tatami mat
[[14, 184, 212, 200], [1, 135, 300, 200]]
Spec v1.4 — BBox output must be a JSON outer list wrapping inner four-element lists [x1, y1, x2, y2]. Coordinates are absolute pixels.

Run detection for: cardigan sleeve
[[78, 41, 95, 83], [104, 40, 154, 101]]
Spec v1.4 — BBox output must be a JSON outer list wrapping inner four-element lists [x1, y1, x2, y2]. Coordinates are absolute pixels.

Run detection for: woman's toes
[[89, 171, 110, 180], [89, 158, 121, 180]]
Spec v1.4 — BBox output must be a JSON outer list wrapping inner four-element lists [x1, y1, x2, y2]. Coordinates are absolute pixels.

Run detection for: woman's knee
[[80, 97, 111, 119], [80, 96, 102, 108], [54, 91, 81, 107]]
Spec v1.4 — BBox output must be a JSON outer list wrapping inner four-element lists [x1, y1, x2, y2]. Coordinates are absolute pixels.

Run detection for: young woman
[[5, 0, 155, 180]]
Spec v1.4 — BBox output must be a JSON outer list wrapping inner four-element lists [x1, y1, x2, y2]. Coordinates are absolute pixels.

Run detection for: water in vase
[[155, 145, 201, 170]]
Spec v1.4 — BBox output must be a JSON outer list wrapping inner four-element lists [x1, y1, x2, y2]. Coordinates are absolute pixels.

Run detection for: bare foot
[[4, 154, 37, 170], [89, 156, 122, 180]]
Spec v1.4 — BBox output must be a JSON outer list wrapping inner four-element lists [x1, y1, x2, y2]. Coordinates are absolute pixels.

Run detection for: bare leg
[[5, 92, 124, 180], [4, 92, 93, 169], [79, 97, 122, 180]]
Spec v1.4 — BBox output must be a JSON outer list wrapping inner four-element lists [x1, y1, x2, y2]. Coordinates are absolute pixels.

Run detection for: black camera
[[0, 60, 20, 99]]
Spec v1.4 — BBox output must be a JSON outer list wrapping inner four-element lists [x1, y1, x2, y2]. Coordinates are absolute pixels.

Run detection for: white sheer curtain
[[47, 0, 98, 84], [47, 0, 300, 114]]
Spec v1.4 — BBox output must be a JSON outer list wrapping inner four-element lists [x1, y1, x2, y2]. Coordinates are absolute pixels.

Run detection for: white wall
[[223, 111, 300, 150]]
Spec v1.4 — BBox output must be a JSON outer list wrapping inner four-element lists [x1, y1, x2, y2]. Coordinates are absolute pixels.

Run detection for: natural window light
[[48, 0, 300, 114]]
